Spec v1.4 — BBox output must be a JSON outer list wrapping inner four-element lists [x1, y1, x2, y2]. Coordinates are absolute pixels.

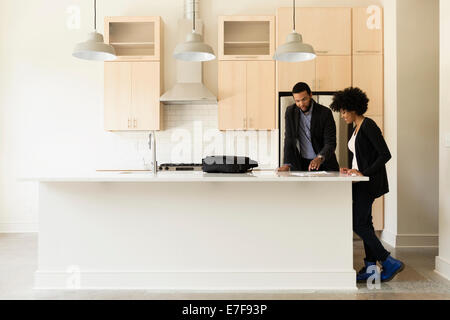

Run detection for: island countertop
[[22, 171, 369, 182]]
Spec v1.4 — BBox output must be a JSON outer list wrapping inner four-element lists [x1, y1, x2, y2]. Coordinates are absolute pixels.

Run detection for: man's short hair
[[292, 82, 312, 95]]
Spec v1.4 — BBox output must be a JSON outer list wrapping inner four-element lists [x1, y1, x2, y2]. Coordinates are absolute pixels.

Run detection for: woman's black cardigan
[[350, 117, 392, 199]]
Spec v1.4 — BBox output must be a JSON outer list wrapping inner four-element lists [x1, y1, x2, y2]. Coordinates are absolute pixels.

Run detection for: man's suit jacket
[[283, 100, 340, 171], [350, 117, 391, 199]]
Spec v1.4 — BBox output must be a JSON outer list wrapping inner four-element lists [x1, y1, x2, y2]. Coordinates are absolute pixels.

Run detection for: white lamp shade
[[273, 32, 316, 62], [73, 32, 117, 61], [173, 32, 216, 62]]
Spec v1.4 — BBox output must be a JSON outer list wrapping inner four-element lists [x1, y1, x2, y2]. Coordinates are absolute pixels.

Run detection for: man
[[278, 82, 339, 172]]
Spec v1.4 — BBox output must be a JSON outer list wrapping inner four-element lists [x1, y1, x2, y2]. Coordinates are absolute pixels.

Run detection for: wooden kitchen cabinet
[[277, 59, 316, 92], [104, 16, 162, 131], [218, 16, 275, 61], [131, 62, 161, 130], [218, 61, 275, 130], [246, 61, 276, 129], [218, 61, 247, 130], [316, 56, 352, 92], [104, 62, 132, 131], [276, 7, 351, 56], [373, 196, 384, 231], [353, 7, 383, 55], [104, 16, 162, 61], [353, 55, 384, 116], [276, 7, 351, 93], [104, 61, 162, 131]]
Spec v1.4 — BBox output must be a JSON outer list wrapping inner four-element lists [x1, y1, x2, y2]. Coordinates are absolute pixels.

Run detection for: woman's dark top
[[350, 117, 391, 199]]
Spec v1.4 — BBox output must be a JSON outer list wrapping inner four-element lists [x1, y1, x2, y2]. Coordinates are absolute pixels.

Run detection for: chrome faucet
[[148, 131, 157, 174]]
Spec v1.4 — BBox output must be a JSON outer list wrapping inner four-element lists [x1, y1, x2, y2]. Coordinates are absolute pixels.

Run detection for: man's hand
[[277, 165, 291, 172], [308, 157, 324, 171]]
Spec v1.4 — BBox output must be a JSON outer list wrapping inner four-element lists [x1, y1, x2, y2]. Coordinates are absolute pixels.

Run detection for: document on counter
[[290, 171, 332, 177]]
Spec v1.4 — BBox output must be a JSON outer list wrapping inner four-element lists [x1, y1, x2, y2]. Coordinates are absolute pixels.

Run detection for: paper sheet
[[290, 171, 332, 177]]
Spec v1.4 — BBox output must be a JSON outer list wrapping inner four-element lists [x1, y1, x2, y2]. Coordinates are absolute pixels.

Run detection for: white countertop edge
[[19, 171, 370, 183]]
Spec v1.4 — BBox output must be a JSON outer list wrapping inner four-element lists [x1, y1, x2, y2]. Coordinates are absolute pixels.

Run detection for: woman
[[330, 87, 404, 283]]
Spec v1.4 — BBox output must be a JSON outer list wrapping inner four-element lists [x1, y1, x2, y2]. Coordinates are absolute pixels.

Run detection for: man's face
[[293, 91, 312, 112]]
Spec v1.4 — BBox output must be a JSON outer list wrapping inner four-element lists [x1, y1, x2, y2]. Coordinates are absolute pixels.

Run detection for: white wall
[[381, 0, 399, 246], [436, 0, 450, 280], [2, 0, 402, 233], [387, 0, 439, 247]]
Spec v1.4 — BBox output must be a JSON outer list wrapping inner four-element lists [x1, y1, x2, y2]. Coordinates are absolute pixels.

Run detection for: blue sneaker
[[381, 255, 405, 282], [356, 260, 379, 283]]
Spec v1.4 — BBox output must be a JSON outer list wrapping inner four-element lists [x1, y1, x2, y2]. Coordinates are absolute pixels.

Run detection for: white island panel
[[31, 172, 366, 290]]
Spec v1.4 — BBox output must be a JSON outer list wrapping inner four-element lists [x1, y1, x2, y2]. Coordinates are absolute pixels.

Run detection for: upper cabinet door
[[246, 61, 276, 130], [104, 62, 132, 131], [218, 61, 247, 130], [218, 16, 275, 61], [296, 8, 351, 55], [353, 7, 383, 55], [104, 16, 162, 61], [277, 59, 316, 92], [316, 56, 352, 92], [131, 62, 161, 130], [353, 55, 384, 116]]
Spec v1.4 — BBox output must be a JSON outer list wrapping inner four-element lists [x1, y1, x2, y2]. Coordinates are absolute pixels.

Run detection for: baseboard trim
[[380, 231, 438, 248], [395, 234, 439, 248], [0, 222, 38, 233], [435, 256, 450, 281], [381, 229, 396, 247], [34, 271, 357, 291]]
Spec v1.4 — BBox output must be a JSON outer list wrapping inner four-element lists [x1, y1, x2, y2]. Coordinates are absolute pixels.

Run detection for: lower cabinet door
[[218, 61, 247, 130], [246, 61, 276, 130], [104, 62, 132, 131], [131, 62, 161, 131], [373, 196, 384, 231]]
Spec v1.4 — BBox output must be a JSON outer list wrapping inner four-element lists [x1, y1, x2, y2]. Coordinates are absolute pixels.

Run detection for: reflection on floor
[[0, 233, 449, 300]]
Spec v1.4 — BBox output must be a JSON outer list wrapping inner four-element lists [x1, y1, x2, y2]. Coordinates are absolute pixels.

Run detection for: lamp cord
[[94, 0, 97, 31], [293, 0, 296, 32], [193, 0, 195, 32]]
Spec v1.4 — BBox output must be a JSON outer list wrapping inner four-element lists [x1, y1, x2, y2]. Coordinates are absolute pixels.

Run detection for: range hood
[[160, 4, 217, 105], [160, 82, 217, 105]]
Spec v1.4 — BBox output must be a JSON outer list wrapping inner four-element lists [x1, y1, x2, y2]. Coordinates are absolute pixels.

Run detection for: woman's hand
[[340, 168, 349, 174], [347, 169, 364, 176]]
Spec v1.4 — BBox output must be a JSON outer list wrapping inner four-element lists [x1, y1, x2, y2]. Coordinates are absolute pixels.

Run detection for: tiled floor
[[0, 233, 449, 300]]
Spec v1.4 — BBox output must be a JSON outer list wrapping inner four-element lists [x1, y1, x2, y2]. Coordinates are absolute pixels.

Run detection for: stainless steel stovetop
[[158, 163, 203, 171]]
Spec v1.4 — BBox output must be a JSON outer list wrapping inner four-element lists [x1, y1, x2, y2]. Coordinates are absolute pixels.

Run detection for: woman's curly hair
[[329, 87, 369, 116]]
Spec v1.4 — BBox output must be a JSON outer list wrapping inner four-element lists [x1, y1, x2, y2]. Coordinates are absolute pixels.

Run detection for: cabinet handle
[[356, 50, 380, 53], [128, 118, 131, 128], [316, 50, 329, 54], [134, 119, 137, 128], [235, 56, 258, 59]]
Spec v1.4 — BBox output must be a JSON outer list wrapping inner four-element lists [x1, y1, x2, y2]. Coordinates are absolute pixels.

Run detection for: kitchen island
[[25, 171, 368, 290]]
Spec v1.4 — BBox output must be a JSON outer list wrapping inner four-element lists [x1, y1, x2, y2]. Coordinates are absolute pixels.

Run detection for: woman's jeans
[[352, 182, 390, 262]]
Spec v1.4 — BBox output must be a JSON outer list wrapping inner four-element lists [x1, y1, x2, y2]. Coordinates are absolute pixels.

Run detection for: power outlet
[[446, 133, 450, 148]]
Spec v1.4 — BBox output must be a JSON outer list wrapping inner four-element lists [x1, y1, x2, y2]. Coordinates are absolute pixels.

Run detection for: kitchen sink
[[118, 171, 153, 174]]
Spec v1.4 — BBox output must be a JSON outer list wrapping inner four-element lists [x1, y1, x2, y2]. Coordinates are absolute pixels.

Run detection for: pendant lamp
[[173, 0, 216, 62], [273, 0, 316, 62], [73, 0, 116, 61]]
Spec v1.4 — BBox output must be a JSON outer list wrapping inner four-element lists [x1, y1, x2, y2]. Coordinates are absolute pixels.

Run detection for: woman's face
[[340, 109, 357, 124]]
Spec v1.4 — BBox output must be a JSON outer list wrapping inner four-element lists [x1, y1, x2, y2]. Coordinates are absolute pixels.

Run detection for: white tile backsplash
[[96, 104, 279, 170]]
